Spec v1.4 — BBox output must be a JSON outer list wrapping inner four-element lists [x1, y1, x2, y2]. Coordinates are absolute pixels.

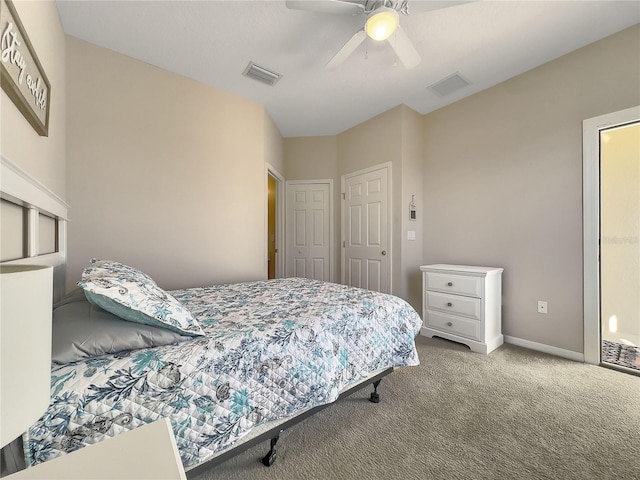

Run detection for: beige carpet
[[191, 335, 640, 480]]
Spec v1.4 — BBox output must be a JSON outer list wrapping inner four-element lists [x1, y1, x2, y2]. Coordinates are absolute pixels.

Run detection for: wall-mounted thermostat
[[409, 195, 417, 221]]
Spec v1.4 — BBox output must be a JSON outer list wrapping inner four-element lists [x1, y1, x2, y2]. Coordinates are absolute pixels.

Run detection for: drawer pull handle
[[446, 302, 453, 307], [446, 322, 453, 327], [447, 282, 453, 286]]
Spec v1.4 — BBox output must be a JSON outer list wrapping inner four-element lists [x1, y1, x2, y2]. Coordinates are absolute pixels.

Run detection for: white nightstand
[[8, 418, 185, 479], [420, 264, 504, 354]]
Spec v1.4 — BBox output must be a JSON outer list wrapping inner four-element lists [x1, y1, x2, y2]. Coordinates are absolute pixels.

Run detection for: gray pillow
[[52, 299, 188, 364]]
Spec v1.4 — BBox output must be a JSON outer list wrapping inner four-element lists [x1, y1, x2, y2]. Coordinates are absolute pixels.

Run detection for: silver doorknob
[[381, 250, 387, 256]]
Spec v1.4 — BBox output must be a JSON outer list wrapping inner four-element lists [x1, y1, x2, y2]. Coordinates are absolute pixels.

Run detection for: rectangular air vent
[[428, 72, 470, 97], [242, 61, 282, 86]]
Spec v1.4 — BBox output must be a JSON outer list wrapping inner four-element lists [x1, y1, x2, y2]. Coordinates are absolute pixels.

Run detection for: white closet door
[[342, 165, 390, 293], [286, 182, 331, 281]]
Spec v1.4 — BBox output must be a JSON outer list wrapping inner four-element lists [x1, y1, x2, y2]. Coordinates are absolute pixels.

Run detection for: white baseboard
[[504, 335, 585, 362]]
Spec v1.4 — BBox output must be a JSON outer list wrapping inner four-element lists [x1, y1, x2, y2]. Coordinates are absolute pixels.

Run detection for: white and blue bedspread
[[24, 278, 422, 470]]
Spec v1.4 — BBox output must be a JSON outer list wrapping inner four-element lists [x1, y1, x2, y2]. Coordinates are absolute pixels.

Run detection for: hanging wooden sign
[[0, 0, 50, 136]]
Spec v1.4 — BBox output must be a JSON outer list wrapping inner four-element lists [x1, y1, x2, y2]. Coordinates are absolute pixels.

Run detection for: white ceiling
[[56, 0, 640, 137]]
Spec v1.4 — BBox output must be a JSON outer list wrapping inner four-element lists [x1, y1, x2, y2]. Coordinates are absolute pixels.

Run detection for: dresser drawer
[[425, 291, 481, 320], [425, 272, 482, 298], [426, 310, 481, 341]]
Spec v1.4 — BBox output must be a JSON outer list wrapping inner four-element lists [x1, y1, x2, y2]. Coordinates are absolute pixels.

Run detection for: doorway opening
[[583, 106, 640, 375], [600, 122, 639, 373], [267, 165, 284, 280]]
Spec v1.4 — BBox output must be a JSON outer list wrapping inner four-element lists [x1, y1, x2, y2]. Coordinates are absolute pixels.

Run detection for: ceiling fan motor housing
[[363, 0, 410, 14]]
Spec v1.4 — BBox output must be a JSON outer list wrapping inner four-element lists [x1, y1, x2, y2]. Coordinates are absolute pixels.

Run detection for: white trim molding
[[504, 336, 584, 363], [582, 106, 640, 365], [1, 155, 69, 219]]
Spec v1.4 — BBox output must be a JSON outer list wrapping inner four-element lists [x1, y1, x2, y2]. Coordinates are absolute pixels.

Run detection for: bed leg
[[369, 379, 381, 403], [261, 434, 280, 467]]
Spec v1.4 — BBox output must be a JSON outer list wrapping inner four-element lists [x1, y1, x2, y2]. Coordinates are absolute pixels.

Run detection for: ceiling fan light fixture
[[365, 7, 399, 41]]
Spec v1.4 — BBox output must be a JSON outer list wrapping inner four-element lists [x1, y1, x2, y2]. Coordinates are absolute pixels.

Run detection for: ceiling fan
[[285, 0, 466, 70]]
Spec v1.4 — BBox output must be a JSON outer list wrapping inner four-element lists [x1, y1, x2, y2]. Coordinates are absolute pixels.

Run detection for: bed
[[21, 260, 422, 475]]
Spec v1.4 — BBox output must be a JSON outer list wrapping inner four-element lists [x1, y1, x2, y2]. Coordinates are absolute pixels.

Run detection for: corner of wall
[[264, 111, 284, 176]]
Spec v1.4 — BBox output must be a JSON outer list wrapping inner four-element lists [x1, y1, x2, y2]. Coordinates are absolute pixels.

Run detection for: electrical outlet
[[537, 301, 548, 314]]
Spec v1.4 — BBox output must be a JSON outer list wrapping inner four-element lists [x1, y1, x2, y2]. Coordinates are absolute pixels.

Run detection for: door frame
[[583, 105, 640, 365], [266, 164, 285, 279], [285, 179, 334, 282], [341, 162, 393, 293]]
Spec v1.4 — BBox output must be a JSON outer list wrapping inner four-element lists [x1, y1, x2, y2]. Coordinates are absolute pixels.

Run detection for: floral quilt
[[24, 278, 422, 471]]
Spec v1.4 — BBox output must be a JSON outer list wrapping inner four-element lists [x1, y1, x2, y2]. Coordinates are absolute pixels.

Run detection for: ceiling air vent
[[242, 61, 282, 86], [428, 72, 470, 97]]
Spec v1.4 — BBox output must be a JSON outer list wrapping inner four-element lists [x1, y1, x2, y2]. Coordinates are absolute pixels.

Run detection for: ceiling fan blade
[[388, 26, 421, 69], [401, 0, 474, 15], [285, 0, 365, 15], [324, 29, 367, 70]]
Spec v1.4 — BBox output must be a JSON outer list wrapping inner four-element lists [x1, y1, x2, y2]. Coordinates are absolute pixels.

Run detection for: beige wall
[[422, 25, 640, 354], [337, 107, 403, 178], [601, 123, 640, 343], [65, 36, 277, 292], [284, 136, 337, 181], [0, 0, 65, 199]]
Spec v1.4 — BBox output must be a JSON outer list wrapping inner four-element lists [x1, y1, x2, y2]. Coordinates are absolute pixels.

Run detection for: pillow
[[52, 300, 188, 364], [82, 259, 157, 286], [77, 260, 204, 337]]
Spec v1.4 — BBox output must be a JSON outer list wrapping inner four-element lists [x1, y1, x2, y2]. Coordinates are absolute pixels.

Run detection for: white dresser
[[420, 264, 504, 354]]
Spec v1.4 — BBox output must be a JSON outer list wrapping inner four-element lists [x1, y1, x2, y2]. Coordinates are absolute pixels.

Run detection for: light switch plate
[[407, 231, 416, 241]]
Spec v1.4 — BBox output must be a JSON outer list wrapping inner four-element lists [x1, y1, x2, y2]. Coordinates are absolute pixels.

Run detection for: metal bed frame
[[186, 367, 393, 477]]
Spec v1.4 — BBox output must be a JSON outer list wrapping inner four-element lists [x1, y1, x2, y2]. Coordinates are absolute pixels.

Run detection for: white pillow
[[77, 259, 204, 337]]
